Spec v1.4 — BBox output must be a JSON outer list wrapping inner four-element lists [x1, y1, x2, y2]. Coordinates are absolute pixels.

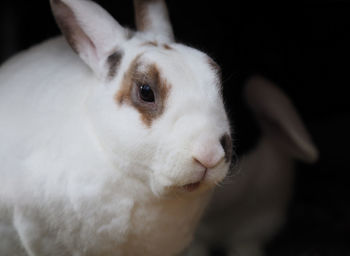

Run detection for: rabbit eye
[[139, 84, 155, 103]]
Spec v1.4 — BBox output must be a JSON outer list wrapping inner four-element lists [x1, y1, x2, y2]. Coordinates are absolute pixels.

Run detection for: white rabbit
[[188, 76, 319, 256], [0, 0, 233, 255]]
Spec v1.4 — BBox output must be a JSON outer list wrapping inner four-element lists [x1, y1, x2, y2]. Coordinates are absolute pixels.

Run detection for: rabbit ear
[[244, 75, 319, 163], [50, 0, 127, 76], [133, 0, 174, 42]]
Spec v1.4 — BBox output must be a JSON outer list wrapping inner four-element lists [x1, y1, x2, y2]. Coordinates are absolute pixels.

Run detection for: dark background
[[1, 0, 349, 255]]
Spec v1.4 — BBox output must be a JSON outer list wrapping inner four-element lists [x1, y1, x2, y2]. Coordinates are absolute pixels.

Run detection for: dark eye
[[139, 84, 155, 103]]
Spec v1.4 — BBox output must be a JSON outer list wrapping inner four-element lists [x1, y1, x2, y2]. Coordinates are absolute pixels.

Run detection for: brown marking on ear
[[51, 0, 96, 55], [107, 50, 124, 79], [115, 55, 170, 127]]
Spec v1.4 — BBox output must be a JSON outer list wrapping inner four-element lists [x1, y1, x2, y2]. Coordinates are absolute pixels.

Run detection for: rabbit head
[[50, 0, 232, 196]]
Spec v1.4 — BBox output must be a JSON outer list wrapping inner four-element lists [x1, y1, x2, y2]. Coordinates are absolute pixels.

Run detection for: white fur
[[187, 76, 319, 256], [0, 1, 231, 255]]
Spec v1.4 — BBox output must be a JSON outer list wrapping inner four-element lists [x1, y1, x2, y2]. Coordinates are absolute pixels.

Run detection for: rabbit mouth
[[182, 169, 208, 192]]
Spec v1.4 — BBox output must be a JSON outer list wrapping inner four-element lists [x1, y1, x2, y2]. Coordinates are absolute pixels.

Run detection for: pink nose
[[192, 134, 232, 169]]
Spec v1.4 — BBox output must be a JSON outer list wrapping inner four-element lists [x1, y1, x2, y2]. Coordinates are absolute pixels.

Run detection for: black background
[[1, 0, 349, 255]]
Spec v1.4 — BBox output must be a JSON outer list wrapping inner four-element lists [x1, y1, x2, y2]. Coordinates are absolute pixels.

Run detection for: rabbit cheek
[[115, 56, 170, 127]]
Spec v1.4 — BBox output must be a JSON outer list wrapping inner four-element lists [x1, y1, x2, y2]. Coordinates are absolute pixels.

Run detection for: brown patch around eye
[[115, 55, 170, 127]]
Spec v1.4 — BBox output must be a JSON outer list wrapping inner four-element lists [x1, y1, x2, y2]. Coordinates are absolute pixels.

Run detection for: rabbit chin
[[149, 165, 229, 197]]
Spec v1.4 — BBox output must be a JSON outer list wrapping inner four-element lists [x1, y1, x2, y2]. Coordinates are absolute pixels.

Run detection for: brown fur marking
[[115, 54, 170, 126], [141, 41, 174, 51], [107, 51, 124, 79]]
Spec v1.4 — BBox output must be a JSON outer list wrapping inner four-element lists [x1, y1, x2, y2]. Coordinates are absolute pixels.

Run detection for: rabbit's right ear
[[244, 76, 319, 163], [133, 0, 174, 42], [50, 0, 128, 77]]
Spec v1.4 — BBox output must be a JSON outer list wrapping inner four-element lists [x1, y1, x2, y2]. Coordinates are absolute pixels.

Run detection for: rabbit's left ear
[[133, 0, 174, 42], [51, 0, 128, 76]]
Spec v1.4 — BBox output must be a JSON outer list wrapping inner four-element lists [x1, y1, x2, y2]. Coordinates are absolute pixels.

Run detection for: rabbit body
[[0, 37, 211, 256], [0, 1, 232, 255]]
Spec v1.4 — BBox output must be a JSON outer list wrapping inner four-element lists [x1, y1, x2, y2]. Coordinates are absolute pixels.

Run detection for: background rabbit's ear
[[50, 0, 127, 76], [133, 0, 174, 42], [244, 75, 319, 163]]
